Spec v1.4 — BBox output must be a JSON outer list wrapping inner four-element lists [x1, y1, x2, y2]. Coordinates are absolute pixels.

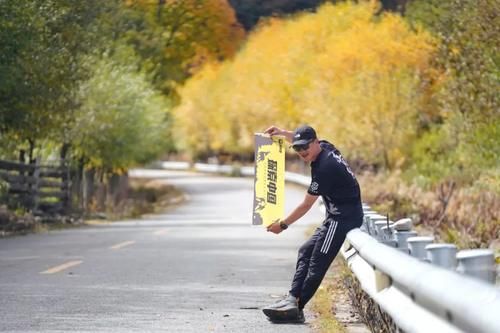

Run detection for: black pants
[[289, 216, 361, 309]]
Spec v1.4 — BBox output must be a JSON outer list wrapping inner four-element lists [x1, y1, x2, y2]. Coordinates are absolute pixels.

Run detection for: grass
[[310, 270, 347, 333], [0, 178, 185, 236], [357, 171, 500, 250], [122, 178, 185, 218]]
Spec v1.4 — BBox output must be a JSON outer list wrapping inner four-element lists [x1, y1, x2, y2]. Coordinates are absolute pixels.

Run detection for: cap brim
[[291, 139, 313, 147]]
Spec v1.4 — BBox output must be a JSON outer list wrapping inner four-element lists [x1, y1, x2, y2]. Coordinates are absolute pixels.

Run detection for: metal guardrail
[[159, 161, 500, 333], [343, 227, 500, 333]]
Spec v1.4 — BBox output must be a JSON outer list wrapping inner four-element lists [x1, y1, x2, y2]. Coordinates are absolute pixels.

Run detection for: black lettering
[[268, 159, 277, 171], [267, 192, 276, 204], [267, 181, 277, 193], [267, 170, 277, 182]]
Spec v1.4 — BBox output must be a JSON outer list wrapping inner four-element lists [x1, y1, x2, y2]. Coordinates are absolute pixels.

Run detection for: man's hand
[[264, 126, 293, 143], [267, 220, 284, 234], [264, 126, 283, 136]]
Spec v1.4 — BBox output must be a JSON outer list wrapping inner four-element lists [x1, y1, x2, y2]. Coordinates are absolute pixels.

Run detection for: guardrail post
[[395, 231, 417, 253], [375, 269, 391, 291], [425, 243, 457, 269], [362, 213, 377, 235], [381, 224, 395, 239], [361, 211, 376, 233], [456, 249, 496, 284], [393, 218, 412, 231], [368, 215, 388, 237], [407, 236, 434, 260], [374, 221, 388, 240]]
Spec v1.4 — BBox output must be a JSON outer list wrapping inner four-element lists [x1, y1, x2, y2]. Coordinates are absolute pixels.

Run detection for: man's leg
[[262, 225, 327, 321], [298, 220, 349, 309], [289, 226, 326, 298]]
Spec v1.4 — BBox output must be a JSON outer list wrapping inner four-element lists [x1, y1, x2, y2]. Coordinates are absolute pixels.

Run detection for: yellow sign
[[252, 133, 285, 226]]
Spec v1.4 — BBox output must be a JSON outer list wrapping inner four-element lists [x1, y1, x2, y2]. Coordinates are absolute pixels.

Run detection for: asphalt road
[[0, 169, 325, 332]]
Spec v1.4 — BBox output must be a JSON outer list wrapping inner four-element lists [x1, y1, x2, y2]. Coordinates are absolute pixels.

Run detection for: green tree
[[406, 0, 500, 186], [0, 0, 124, 160], [72, 51, 171, 171]]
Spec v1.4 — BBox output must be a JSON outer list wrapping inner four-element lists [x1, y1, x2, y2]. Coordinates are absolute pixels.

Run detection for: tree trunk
[[18, 149, 25, 164], [157, 0, 165, 20], [75, 157, 85, 211], [60, 143, 70, 160], [95, 169, 106, 213], [83, 168, 95, 214], [28, 139, 35, 164]]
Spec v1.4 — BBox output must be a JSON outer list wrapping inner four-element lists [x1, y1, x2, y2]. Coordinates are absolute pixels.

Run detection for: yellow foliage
[[124, 0, 244, 75], [174, 1, 437, 167]]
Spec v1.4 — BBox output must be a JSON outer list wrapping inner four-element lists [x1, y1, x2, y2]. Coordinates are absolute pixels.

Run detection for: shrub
[[358, 171, 499, 248], [0, 180, 9, 204]]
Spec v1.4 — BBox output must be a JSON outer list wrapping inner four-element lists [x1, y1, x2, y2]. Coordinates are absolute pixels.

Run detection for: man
[[262, 125, 363, 323]]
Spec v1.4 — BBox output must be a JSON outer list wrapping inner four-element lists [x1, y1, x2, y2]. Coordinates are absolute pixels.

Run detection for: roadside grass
[[111, 177, 185, 219], [305, 224, 371, 333], [357, 171, 499, 250], [0, 178, 185, 237], [310, 268, 347, 333]]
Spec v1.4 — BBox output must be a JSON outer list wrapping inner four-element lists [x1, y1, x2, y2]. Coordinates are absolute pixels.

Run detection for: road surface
[[0, 170, 325, 332]]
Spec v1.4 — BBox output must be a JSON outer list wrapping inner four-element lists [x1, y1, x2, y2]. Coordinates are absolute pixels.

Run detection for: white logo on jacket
[[329, 151, 355, 179], [310, 182, 319, 192]]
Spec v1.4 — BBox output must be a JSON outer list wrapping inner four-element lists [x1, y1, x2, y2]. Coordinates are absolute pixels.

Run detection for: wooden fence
[[0, 159, 70, 215]]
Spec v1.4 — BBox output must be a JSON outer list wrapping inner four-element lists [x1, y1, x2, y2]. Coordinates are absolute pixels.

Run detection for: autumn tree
[[0, 0, 243, 162], [122, 0, 245, 97], [174, 2, 436, 168]]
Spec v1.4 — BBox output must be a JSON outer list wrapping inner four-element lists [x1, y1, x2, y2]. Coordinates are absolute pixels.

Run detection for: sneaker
[[267, 309, 305, 324], [262, 294, 299, 321], [296, 309, 305, 323], [264, 294, 298, 310]]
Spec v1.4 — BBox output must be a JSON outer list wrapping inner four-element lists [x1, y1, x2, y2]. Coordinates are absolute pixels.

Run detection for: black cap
[[292, 125, 317, 147]]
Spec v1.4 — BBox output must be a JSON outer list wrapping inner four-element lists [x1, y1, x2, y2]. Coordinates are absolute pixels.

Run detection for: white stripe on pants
[[320, 220, 338, 254]]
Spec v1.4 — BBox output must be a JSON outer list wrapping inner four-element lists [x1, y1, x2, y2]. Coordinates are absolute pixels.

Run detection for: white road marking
[[0, 256, 40, 261], [40, 260, 83, 274], [109, 240, 136, 250], [153, 229, 169, 235]]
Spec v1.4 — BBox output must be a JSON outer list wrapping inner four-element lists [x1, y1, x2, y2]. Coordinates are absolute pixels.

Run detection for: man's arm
[[264, 126, 294, 143], [267, 193, 319, 234]]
